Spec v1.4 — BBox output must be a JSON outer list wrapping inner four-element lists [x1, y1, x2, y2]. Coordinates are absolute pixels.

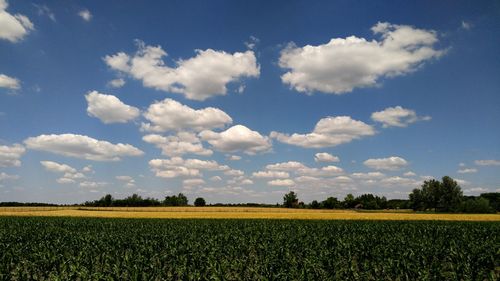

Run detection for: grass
[[0, 206, 499, 221]]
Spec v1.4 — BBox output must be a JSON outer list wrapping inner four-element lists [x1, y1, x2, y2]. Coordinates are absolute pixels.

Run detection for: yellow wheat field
[[0, 206, 499, 221]]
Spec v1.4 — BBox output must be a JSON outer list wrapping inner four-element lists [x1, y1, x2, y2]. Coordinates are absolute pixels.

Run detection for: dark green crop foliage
[[0, 217, 498, 281]]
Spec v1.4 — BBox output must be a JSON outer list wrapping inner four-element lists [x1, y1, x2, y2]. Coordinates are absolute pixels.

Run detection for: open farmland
[[0, 217, 498, 280], [0, 206, 499, 221]]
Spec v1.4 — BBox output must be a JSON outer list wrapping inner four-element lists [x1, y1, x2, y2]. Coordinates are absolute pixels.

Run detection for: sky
[[1, 0, 499, 204]]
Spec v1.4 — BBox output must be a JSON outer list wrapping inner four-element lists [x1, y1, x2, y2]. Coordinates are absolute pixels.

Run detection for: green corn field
[[0, 217, 498, 280]]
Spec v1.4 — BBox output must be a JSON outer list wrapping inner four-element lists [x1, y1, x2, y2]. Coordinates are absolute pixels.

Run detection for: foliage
[[321, 197, 341, 209], [354, 194, 387, 209], [194, 197, 206, 207], [343, 193, 356, 208], [461, 197, 495, 213], [84, 193, 161, 207], [409, 176, 464, 212], [164, 193, 189, 206], [0, 217, 498, 280], [283, 191, 299, 208], [0, 202, 59, 207], [480, 193, 500, 212], [386, 199, 410, 209]]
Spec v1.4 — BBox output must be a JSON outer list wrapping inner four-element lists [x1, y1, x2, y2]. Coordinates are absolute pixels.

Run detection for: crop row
[[0, 217, 498, 280]]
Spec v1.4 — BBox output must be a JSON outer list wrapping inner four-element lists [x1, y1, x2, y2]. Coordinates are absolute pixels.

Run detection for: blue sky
[[1, 0, 499, 204]]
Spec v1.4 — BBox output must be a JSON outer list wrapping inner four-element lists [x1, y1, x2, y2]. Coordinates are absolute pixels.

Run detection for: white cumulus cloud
[[279, 22, 444, 94], [24, 134, 144, 161], [371, 106, 430, 128], [104, 41, 260, 100], [85, 91, 140, 124], [266, 161, 307, 171], [149, 157, 228, 178], [268, 179, 295, 187], [271, 116, 375, 148], [314, 152, 340, 163], [224, 169, 244, 177], [0, 143, 25, 167], [0, 74, 20, 89], [40, 160, 89, 184], [364, 156, 408, 171], [0, 0, 34, 42], [183, 178, 205, 187], [200, 125, 272, 155], [351, 172, 386, 180], [40, 161, 77, 174], [252, 170, 290, 179], [142, 98, 232, 132], [143, 132, 212, 157], [108, 78, 125, 88]]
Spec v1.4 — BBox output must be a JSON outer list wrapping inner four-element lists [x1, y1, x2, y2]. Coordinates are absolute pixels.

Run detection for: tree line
[[283, 176, 498, 213], [1, 176, 498, 213]]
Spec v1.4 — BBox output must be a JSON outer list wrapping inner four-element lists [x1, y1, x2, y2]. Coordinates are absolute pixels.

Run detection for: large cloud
[[149, 157, 228, 178], [141, 98, 232, 132], [363, 156, 408, 171], [279, 22, 444, 94], [0, 74, 20, 89], [0, 0, 34, 42], [271, 116, 375, 148], [85, 91, 140, 124], [143, 132, 212, 157], [104, 41, 260, 100], [200, 125, 272, 154], [24, 134, 144, 161], [0, 143, 25, 167], [371, 106, 430, 128]]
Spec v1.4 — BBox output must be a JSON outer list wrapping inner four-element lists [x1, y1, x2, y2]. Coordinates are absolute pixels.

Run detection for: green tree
[[194, 197, 206, 207], [177, 193, 188, 206], [355, 194, 387, 209], [321, 197, 340, 209], [164, 193, 189, 206], [409, 176, 463, 212], [309, 200, 321, 209], [437, 176, 463, 212], [283, 191, 299, 208], [461, 197, 494, 213], [343, 194, 356, 208], [479, 193, 500, 211]]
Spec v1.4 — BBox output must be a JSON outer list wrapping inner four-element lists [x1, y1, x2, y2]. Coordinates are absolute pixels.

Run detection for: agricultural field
[[0, 206, 499, 221], [0, 217, 498, 280]]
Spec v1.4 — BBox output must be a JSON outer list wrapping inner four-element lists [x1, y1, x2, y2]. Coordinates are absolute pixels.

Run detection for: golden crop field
[[0, 206, 499, 221]]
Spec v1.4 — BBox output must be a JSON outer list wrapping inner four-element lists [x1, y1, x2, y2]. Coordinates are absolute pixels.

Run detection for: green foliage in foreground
[[0, 218, 498, 280]]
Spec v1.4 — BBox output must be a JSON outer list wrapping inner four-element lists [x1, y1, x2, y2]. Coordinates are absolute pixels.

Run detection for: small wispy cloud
[[78, 9, 92, 22]]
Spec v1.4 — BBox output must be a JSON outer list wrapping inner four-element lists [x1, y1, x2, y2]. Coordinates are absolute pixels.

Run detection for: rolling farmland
[[0, 217, 498, 280]]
